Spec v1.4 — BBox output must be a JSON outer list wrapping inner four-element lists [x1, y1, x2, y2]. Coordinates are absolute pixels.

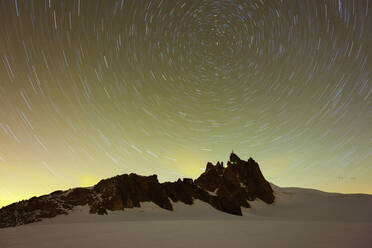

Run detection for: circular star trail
[[0, 0, 371, 206]]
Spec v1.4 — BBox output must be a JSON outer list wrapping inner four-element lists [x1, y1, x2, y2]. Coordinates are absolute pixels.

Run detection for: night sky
[[0, 0, 371, 207]]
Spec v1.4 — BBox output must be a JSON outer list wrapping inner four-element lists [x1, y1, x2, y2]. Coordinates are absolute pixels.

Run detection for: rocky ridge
[[0, 153, 274, 228]]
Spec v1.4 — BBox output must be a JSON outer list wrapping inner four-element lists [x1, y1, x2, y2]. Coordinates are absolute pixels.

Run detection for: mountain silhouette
[[0, 152, 274, 228]]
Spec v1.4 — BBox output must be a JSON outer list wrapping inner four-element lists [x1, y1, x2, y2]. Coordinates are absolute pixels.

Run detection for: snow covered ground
[[1, 185, 371, 248]]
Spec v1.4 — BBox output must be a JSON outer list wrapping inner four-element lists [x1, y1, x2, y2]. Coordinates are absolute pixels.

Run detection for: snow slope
[[1, 185, 371, 248]]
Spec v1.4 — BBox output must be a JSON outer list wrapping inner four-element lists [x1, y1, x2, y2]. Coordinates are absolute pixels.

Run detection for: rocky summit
[[0, 153, 274, 228]]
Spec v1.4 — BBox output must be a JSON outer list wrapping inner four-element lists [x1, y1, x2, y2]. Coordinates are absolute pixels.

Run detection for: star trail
[[0, 0, 371, 207]]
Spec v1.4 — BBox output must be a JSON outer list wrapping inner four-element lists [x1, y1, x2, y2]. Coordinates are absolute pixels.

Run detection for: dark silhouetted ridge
[[0, 153, 274, 228]]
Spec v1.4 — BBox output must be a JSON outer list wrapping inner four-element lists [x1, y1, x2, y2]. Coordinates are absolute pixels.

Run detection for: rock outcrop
[[90, 173, 173, 214], [0, 153, 274, 228]]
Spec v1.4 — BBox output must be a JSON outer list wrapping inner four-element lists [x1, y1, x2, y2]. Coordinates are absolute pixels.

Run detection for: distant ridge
[[0, 152, 274, 228]]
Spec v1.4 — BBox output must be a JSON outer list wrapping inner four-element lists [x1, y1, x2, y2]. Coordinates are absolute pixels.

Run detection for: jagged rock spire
[[229, 151, 241, 163]]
